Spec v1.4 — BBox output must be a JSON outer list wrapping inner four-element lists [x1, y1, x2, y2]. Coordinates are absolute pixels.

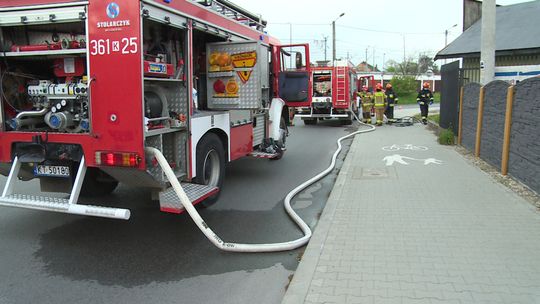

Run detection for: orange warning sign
[[237, 70, 253, 83], [231, 51, 257, 68]]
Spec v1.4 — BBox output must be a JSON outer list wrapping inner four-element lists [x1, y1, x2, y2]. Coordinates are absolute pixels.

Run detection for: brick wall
[[461, 83, 481, 151], [508, 78, 540, 193], [479, 81, 509, 170]]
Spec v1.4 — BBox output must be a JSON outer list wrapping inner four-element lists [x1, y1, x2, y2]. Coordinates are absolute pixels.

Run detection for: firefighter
[[384, 83, 398, 124], [417, 82, 434, 125], [373, 83, 387, 126], [358, 86, 373, 123]]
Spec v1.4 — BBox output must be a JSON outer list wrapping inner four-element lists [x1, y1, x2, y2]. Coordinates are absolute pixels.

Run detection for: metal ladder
[[335, 67, 347, 106], [0, 157, 131, 220], [191, 0, 266, 31]]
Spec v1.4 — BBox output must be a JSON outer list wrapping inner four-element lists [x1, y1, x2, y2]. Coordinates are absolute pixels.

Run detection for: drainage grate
[[352, 167, 395, 180]]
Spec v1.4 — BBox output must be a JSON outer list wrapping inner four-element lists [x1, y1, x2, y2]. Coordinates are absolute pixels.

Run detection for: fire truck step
[[159, 183, 219, 214], [0, 194, 130, 220], [249, 151, 281, 159]]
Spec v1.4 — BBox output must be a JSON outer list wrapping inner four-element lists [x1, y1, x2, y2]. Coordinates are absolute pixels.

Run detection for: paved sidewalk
[[282, 124, 540, 304]]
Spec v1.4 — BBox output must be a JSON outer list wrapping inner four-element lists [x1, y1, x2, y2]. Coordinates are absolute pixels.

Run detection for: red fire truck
[[0, 0, 311, 219], [294, 60, 358, 125]]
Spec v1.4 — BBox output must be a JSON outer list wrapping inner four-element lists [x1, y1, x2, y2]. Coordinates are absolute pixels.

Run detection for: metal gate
[[440, 61, 460, 133]]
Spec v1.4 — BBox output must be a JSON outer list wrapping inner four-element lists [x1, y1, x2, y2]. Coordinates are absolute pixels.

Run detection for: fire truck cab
[[0, 0, 310, 219], [294, 60, 358, 125]]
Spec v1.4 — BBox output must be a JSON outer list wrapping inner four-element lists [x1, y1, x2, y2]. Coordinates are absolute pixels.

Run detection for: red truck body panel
[[0, 0, 145, 169]]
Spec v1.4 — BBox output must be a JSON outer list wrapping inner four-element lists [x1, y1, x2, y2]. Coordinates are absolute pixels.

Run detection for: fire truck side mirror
[[295, 52, 303, 69]]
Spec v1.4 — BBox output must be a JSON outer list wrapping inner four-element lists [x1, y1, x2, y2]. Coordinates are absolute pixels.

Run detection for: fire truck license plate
[[34, 165, 70, 178]]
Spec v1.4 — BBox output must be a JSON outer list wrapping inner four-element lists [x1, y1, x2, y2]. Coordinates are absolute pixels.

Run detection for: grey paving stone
[[282, 126, 540, 304]]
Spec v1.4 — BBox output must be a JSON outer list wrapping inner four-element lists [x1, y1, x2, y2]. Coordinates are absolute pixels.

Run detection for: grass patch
[[397, 92, 440, 105], [413, 113, 440, 123], [438, 128, 455, 145], [429, 114, 440, 124]]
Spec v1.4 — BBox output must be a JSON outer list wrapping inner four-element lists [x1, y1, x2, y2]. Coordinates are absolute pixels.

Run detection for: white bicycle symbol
[[382, 144, 428, 151]]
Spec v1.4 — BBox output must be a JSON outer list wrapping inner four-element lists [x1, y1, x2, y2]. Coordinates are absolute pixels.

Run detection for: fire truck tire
[[80, 168, 119, 197], [303, 118, 317, 125], [271, 116, 287, 161], [341, 115, 353, 125], [195, 133, 225, 207]]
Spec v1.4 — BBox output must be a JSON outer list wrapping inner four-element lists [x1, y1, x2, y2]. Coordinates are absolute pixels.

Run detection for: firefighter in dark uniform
[[417, 82, 434, 125], [384, 83, 398, 124]]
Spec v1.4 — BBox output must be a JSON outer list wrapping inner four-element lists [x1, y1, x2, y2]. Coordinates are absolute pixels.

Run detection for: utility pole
[[289, 22, 292, 69], [480, 0, 496, 84], [323, 36, 328, 61], [372, 48, 375, 72], [444, 24, 457, 65], [332, 13, 345, 63], [402, 34, 406, 63], [444, 24, 458, 46], [365, 47, 368, 64]]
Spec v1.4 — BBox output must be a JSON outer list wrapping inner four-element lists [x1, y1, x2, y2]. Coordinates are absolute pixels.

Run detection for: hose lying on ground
[[392, 116, 417, 127], [145, 114, 375, 252]]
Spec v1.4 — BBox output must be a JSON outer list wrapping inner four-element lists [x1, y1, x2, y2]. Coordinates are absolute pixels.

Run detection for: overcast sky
[[231, 0, 534, 67]]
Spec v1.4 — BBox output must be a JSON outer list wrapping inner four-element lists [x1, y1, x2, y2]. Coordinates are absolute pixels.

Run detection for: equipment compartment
[[0, 19, 89, 133]]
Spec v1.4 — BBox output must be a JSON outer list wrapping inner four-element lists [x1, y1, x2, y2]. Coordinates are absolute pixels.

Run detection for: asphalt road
[[0, 118, 360, 304]]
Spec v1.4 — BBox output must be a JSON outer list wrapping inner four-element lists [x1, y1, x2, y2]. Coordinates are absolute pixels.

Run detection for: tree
[[385, 54, 439, 75], [390, 75, 417, 95], [417, 54, 439, 74], [385, 58, 419, 76]]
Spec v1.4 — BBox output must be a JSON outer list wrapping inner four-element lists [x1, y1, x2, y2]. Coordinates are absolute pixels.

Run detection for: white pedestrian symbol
[[383, 154, 442, 166]]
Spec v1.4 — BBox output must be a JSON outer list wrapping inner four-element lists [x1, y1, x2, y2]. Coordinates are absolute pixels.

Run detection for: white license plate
[[34, 165, 70, 178]]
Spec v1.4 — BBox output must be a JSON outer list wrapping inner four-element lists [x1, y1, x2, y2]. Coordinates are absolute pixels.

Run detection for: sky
[[231, 0, 534, 68]]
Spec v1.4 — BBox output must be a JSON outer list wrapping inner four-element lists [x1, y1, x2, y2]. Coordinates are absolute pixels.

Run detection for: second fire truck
[[294, 60, 358, 125]]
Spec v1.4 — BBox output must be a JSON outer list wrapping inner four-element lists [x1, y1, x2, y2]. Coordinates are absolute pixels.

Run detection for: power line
[[269, 22, 444, 36], [336, 24, 442, 36]]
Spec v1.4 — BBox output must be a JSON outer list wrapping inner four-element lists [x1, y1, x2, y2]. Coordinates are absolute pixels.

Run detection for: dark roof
[[436, 1, 540, 60]]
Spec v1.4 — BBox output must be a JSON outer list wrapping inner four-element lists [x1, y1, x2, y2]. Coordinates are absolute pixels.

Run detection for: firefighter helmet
[[386, 83, 392, 89], [423, 82, 430, 88], [376, 83, 383, 90]]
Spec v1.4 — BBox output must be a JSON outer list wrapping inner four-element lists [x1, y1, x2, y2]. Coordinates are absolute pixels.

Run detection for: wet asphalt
[[0, 118, 359, 304]]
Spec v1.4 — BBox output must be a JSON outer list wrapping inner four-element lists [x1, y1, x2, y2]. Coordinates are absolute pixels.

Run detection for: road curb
[[281, 133, 358, 304]]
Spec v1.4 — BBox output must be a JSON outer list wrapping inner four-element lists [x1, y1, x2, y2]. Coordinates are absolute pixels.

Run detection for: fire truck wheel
[[341, 114, 353, 125], [271, 116, 288, 161], [303, 118, 317, 125], [80, 168, 119, 197], [195, 133, 225, 207]]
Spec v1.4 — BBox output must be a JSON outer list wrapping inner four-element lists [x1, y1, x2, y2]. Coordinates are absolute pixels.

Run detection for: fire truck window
[[280, 46, 306, 71], [313, 73, 332, 97], [278, 72, 309, 102]]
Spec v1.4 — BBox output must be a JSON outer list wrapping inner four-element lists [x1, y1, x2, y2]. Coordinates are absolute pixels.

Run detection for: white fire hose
[[146, 113, 375, 252]]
